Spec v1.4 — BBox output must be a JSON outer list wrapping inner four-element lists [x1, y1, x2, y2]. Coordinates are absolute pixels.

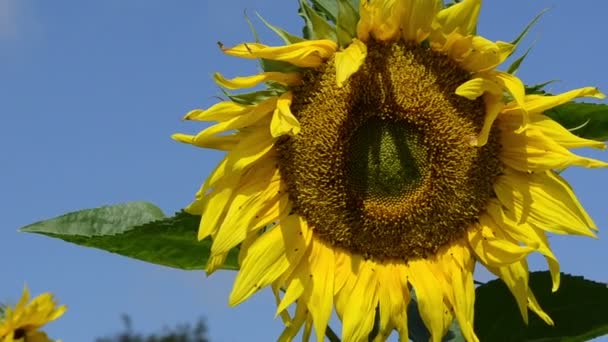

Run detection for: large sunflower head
[[0, 287, 66, 342], [174, 0, 606, 340]]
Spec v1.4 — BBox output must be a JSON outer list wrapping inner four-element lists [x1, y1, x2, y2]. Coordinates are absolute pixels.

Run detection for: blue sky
[[1, 1, 607, 341]]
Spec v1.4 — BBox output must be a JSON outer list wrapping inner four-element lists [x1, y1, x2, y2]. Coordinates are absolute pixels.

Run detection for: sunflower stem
[[325, 325, 341, 342]]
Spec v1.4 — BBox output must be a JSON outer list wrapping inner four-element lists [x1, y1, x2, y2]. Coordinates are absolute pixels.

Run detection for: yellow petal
[[486, 260, 531, 323], [278, 301, 308, 342], [213, 71, 302, 90], [494, 169, 598, 237], [198, 130, 275, 240], [335, 38, 367, 87], [205, 252, 229, 274], [401, 0, 443, 43], [384, 264, 410, 339], [527, 290, 554, 326], [531, 114, 606, 150], [229, 215, 306, 305], [460, 37, 514, 72], [446, 243, 478, 342], [435, 0, 481, 36], [222, 40, 337, 68], [341, 260, 379, 342], [408, 260, 448, 342], [498, 119, 608, 171], [171, 133, 242, 151], [485, 200, 561, 292], [186, 97, 277, 145], [211, 166, 280, 255], [357, 0, 404, 42], [501, 111, 606, 150], [455, 76, 502, 100], [472, 93, 504, 147], [183, 101, 249, 122], [494, 71, 526, 101], [521, 87, 605, 114], [271, 91, 300, 137], [306, 240, 335, 342], [469, 216, 535, 266]]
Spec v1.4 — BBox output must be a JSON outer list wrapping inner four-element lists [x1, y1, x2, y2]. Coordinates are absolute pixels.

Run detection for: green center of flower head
[[347, 118, 428, 199], [276, 41, 503, 261]]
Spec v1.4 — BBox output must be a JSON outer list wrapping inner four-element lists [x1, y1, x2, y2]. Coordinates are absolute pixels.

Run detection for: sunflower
[[174, 0, 606, 340], [0, 287, 66, 342]]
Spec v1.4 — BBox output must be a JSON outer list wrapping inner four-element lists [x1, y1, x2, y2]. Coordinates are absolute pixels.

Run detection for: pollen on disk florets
[[276, 41, 503, 260]]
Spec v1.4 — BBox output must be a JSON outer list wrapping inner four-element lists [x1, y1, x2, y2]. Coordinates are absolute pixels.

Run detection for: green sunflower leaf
[[474, 271, 608, 341], [309, 0, 339, 23], [298, 0, 337, 41], [524, 80, 556, 95], [19, 202, 239, 271], [506, 45, 533, 75], [336, 0, 359, 47], [256, 12, 305, 45], [223, 89, 283, 105], [544, 102, 608, 142]]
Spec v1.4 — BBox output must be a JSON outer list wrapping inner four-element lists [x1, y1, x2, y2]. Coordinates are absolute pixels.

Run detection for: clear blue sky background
[[1, 1, 607, 341]]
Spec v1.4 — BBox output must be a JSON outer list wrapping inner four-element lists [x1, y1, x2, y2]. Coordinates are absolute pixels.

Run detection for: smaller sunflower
[[0, 287, 66, 342]]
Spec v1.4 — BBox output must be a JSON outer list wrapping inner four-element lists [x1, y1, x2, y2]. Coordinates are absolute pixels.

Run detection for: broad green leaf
[[475, 271, 608, 341], [544, 102, 608, 142], [309, 0, 339, 23], [336, 0, 359, 47], [298, 0, 337, 41], [20, 202, 239, 271]]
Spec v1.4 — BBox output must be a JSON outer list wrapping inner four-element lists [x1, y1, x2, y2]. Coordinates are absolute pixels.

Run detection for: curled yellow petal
[[222, 40, 337, 68], [434, 0, 481, 36], [229, 215, 306, 306], [499, 118, 608, 171], [521, 86, 606, 114], [213, 71, 302, 90], [460, 37, 514, 72], [335, 39, 368, 87], [271, 91, 300, 137], [401, 0, 443, 43], [183, 101, 249, 122], [503, 111, 606, 150], [357, 0, 404, 42], [494, 169, 598, 238], [455, 77, 502, 100], [472, 93, 504, 147]]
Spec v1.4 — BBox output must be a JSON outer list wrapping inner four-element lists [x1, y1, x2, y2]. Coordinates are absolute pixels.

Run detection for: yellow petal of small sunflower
[[0, 287, 66, 342]]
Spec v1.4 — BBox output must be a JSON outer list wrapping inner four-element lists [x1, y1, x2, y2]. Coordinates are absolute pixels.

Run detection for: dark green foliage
[[20, 203, 239, 271], [96, 315, 209, 342], [474, 272, 608, 341]]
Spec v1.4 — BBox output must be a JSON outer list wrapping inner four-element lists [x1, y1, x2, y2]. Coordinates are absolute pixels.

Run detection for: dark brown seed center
[[276, 41, 502, 261]]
